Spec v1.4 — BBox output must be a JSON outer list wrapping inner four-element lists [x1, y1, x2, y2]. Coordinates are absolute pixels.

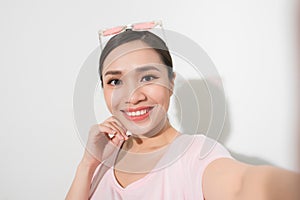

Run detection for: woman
[[66, 28, 300, 200]]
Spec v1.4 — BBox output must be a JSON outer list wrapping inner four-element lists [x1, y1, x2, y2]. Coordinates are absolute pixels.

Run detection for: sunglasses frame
[[98, 20, 166, 50]]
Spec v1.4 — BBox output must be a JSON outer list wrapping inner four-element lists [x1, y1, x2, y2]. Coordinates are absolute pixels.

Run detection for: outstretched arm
[[238, 164, 300, 200], [203, 158, 300, 200]]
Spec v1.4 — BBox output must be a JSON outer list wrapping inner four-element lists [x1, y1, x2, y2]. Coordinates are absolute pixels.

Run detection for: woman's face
[[102, 40, 175, 137]]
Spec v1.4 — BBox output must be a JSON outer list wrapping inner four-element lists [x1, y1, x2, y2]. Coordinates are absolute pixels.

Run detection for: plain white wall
[[0, 0, 298, 199]]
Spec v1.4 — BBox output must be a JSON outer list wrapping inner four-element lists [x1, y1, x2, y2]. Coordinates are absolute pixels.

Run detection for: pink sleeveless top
[[90, 134, 233, 200]]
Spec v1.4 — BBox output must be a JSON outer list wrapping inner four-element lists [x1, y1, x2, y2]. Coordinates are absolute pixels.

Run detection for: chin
[[115, 105, 168, 137], [123, 116, 168, 138]]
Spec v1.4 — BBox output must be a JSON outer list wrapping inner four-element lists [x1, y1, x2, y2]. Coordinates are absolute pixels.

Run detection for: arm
[[203, 158, 300, 200], [65, 154, 99, 200], [65, 117, 128, 200], [237, 165, 300, 200]]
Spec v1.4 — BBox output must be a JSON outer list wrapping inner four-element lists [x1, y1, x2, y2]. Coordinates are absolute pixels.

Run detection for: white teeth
[[126, 109, 149, 117]]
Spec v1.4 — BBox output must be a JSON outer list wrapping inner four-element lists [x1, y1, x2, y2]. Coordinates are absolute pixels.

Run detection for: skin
[[102, 40, 178, 149], [100, 40, 180, 187], [66, 40, 300, 200]]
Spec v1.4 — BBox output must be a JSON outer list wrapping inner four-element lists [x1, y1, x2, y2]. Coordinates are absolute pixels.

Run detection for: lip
[[121, 106, 154, 122], [123, 106, 153, 112]]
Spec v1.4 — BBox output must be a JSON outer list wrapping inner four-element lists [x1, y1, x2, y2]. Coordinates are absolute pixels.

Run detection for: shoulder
[[173, 134, 234, 177], [177, 134, 233, 164], [177, 134, 249, 200]]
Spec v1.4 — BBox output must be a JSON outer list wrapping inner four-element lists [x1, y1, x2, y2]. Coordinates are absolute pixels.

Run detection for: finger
[[111, 121, 128, 140], [108, 117, 127, 134], [111, 133, 124, 146], [94, 124, 114, 139], [99, 124, 117, 139], [103, 122, 125, 139], [102, 122, 127, 140]]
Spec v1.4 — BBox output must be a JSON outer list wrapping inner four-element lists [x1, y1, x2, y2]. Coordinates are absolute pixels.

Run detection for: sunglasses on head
[[98, 20, 164, 50]]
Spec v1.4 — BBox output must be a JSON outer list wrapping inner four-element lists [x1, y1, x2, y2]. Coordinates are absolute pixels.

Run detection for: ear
[[169, 72, 176, 96]]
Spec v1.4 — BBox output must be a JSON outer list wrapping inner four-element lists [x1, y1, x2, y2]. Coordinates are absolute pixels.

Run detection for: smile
[[121, 106, 154, 121]]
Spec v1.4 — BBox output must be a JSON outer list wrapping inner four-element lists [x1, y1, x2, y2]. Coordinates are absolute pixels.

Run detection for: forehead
[[102, 40, 164, 73]]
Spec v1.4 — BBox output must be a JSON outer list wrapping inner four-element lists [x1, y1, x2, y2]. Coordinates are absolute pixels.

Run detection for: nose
[[125, 85, 146, 105]]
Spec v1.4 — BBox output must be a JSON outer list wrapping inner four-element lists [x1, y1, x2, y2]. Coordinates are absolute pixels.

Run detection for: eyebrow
[[104, 65, 161, 76], [104, 70, 121, 76], [136, 65, 161, 73]]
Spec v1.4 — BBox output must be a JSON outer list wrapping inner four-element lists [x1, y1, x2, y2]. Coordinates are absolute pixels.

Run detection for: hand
[[81, 116, 128, 167]]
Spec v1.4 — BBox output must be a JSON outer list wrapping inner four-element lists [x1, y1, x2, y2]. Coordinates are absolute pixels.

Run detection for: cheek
[[104, 89, 124, 113], [145, 84, 171, 108], [103, 90, 113, 113]]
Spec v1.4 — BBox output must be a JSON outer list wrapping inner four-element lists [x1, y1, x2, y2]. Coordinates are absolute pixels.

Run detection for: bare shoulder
[[202, 158, 250, 200]]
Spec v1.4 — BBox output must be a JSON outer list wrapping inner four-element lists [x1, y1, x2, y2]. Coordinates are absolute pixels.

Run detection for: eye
[[141, 75, 158, 82], [107, 79, 122, 86]]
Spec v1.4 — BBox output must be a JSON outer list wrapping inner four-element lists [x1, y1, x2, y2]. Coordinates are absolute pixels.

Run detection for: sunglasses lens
[[103, 26, 125, 36], [133, 22, 156, 30]]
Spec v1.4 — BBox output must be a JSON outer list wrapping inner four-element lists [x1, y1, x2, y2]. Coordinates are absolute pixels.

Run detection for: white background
[[0, 0, 299, 199]]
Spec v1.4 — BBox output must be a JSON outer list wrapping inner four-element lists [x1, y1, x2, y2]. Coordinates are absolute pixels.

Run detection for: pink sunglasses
[[98, 20, 164, 50]]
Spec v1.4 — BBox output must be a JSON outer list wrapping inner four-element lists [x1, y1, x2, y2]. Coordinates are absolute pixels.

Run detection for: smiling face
[[102, 40, 175, 137]]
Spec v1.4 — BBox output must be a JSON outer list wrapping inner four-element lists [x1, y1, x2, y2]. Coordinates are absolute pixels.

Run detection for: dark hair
[[98, 30, 173, 87]]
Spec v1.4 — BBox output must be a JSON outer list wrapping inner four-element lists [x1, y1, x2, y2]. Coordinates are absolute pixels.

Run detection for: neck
[[124, 121, 179, 153]]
